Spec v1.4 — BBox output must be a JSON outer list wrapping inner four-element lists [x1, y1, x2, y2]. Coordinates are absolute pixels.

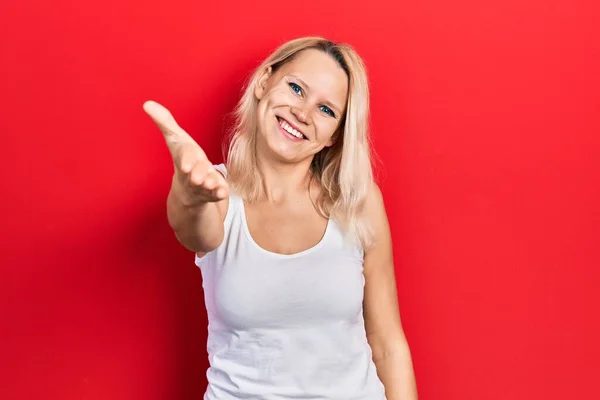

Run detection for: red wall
[[1, 1, 598, 399]]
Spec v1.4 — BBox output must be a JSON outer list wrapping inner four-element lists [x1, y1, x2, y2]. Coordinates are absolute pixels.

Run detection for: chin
[[266, 141, 302, 163]]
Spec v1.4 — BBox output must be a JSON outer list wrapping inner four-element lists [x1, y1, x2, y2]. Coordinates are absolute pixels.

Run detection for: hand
[[143, 100, 229, 205]]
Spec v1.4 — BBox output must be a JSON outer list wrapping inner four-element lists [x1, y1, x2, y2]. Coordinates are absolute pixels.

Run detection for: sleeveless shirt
[[195, 164, 386, 399]]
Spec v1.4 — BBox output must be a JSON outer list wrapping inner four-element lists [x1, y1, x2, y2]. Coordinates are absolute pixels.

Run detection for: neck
[[256, 156, 314, 203]]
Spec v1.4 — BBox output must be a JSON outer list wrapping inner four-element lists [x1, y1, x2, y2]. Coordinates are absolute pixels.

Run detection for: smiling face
[[254, 49, 349, 164]]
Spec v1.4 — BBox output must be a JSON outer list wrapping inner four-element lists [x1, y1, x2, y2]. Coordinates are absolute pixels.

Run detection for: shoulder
[[361, 181, 392, 254], [362, 181, 387, 221]]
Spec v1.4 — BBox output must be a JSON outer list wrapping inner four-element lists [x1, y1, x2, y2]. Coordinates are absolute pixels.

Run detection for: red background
[[1, 0, 599, 399]]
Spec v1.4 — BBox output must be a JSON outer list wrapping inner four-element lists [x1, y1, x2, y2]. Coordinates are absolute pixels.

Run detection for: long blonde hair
[[225, 37, 375, 249]]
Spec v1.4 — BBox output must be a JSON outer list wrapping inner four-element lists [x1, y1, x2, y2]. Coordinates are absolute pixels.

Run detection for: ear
[[254, 66, 273, 100]]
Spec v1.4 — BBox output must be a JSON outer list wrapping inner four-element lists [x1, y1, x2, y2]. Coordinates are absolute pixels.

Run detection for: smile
[[277, 117, 307, 140]]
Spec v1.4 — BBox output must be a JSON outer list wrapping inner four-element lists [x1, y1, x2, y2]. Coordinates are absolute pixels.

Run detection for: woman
[[144, 37, 418, 400]]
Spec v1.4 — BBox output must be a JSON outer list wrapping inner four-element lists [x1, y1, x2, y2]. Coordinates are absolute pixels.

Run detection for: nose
[[290, 105, 311, 125]]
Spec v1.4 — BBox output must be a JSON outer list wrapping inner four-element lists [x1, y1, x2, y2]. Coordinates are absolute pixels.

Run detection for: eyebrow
[[289, 74, 344, 115]]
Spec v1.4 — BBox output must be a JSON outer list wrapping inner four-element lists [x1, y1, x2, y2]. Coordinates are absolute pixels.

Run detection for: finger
[[178, 147, 198, 174], [214, 185, 229, 200], [213, 172, 229, 193], [205, 184, 228, 202], [211, 174, 229, 199], [143, 100, 192, 145], [189, 163, 214, 187], [195, 168, 228, 199], [201, 168, 223, 190]]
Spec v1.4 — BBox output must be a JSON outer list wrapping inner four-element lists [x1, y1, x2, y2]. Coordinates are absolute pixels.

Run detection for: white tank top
[[195, 164, 386, 400]]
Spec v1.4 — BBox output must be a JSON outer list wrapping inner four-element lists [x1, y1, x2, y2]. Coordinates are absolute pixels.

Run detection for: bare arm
[[144, 100, 229, 253], [166, 175, 228, 253], [363, 184, 418, 400]]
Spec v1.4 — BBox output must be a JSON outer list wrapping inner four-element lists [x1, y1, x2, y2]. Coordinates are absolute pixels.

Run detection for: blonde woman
[[144, 37, 418, 400]]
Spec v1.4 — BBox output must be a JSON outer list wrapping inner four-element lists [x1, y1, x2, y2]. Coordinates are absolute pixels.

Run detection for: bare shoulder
[[362, 181, 391, 237], [362, 181, 393, 269], [363, 181, 386, 215]]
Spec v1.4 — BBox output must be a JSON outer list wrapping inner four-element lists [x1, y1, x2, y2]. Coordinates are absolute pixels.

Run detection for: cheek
[[256, 99, 267, 117], [317, 120, 339, 142], [256, 96, 274, 125], [257, 90, 294, 127], [267, 88, 292, 106], [257, 90, 282, 117]]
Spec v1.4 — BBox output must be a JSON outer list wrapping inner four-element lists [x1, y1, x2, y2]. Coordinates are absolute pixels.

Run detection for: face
[[254, 49, 349, 163]]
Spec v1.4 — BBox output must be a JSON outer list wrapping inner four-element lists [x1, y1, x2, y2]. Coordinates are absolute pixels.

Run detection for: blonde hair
[[224, 37, 375, 249]]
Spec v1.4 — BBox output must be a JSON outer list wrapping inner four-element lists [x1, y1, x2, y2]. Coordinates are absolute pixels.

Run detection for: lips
[[277, 117, 307, 140]]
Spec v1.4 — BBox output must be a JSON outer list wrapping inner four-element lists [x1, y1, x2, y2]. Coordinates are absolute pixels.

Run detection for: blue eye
[[288, 82, 303, 96], [320, 105, 336, 118]]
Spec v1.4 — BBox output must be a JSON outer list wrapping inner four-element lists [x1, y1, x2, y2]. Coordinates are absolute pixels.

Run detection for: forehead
[[276, 49, 348, 101]]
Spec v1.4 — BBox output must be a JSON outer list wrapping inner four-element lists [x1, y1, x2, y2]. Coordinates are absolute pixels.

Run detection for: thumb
[[143, 100, 192, 144]]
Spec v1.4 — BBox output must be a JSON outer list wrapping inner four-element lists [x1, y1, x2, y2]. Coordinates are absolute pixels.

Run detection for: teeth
[[279, 118, 304, 139]]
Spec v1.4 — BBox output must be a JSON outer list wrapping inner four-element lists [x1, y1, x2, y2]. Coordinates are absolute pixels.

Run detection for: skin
[[245, 49, 349, 255], [144, 48, 418, 399]]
